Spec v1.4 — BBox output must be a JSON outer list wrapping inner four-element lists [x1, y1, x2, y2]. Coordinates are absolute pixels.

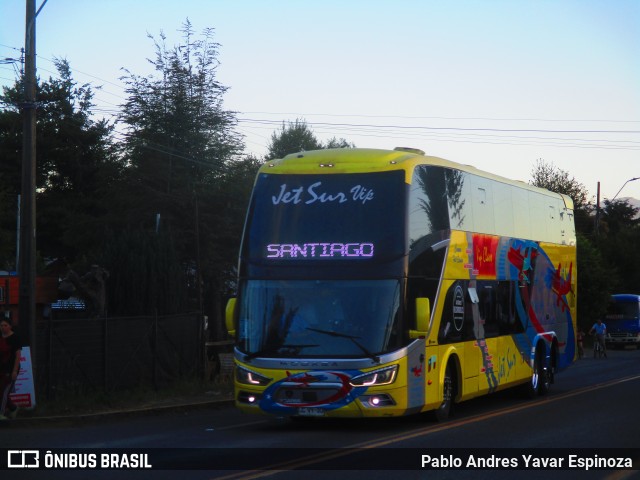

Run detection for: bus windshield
[[237, 279, 401, 358], [606, 300, 640, 319]]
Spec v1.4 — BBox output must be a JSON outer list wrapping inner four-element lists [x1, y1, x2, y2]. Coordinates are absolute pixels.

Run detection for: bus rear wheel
[[525, 348, 549, 397]]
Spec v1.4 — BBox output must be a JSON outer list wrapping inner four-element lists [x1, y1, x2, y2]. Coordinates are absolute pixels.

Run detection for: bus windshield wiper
[[306, 327, 380, 363], [243, 343, 319, 361]]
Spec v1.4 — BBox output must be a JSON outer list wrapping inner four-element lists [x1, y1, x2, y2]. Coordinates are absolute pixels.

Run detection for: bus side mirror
[[410, 297, 430, 339], [225, 298, 237, 337]]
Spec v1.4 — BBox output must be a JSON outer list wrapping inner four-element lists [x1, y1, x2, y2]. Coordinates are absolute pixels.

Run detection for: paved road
[[2, 347, 639, 480]]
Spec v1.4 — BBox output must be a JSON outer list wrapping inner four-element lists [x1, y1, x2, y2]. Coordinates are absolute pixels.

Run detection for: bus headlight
[[359, 393, 396, 407], [236, 366, 272, 386], [350, 365, 398, 387]]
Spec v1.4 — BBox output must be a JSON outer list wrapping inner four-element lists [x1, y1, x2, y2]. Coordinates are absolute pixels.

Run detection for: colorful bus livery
[[226, 148, 577, 419]]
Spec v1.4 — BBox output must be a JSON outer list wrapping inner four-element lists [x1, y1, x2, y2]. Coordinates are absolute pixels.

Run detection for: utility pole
[[19, 0, 38, 370]]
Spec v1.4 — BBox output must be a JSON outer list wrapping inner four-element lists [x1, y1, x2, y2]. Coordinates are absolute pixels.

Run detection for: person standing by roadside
[[0, 317, 21, 420], [576, 328, 585, 359]]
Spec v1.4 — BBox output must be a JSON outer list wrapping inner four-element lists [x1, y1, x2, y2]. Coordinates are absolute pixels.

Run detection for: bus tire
[[434, 362, 454, 422], [538, 363, 550, 396], [526, 347, 549, 398], [538, 345, 556, 395]]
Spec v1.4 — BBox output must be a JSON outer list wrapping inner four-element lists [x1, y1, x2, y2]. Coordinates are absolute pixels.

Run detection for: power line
[[0, 43, 22, 52], [238, 118, 640, 135], [239, 110, 640, 125], [2, 41, 639, 155], [237, 117, 640, 152], [1, 43, 129, 107], [315, 125, 640, 147], [4, 41, 639, 133]]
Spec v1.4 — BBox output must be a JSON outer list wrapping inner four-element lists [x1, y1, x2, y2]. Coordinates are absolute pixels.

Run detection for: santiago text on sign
[[266, 242, 374, 259]]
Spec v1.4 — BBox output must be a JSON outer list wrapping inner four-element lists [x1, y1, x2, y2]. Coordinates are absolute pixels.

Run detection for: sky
[[1, 0, 639, 201]]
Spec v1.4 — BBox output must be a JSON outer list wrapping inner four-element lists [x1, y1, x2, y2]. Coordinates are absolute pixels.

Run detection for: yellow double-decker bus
[[225, 147, 577, 420]]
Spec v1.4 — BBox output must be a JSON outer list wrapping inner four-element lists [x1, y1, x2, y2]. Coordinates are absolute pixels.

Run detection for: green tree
[[530, 159, 589, 210], [100, 228, 187, 315], [197, 155, 261, 333], [266, 119, 323, 160], [0, 185, 16, 270], [266, 119, 355, 160], [599, 198, 639, 236], [0, 59, 119, 267], [576, 233, 615, 329], [324, 137, 356, 149], [114, 20, 246, 315], [598, 199, 640, 293], [0, 80, 23, 269], [117, 21, 243, 222], [530, 159, 593, 235]]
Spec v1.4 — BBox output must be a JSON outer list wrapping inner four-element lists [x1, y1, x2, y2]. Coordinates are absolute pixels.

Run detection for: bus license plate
[[297, 407, 325, 417]]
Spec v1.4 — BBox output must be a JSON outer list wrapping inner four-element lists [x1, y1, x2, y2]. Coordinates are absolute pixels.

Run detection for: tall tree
[[0, 185, 16, 270], [0, 78, 24, 270], [599, 198, 639, 236], [530, 159, 593, 235], [0, 59, 119, 267], [115, 20, 245, 314], [101, 228, 187, 316], [118, 20, 243, 227], [266, 119, 323, 160], [575, 233, 615, 329], [530, 159, 590, 211], [598, 199, 640, 293], [324, 137, 356, 149], [266, 119, 355, 160]]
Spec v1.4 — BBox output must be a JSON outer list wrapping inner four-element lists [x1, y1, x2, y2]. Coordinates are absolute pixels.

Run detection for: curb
[[5, 396, 235, 426]]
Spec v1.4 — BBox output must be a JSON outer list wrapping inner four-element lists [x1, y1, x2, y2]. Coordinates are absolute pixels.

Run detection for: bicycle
[[593, 334, 606, 359]]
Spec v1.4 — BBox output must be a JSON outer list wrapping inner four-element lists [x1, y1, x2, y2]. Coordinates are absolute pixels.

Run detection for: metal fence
[[34, 312, 203, 399]]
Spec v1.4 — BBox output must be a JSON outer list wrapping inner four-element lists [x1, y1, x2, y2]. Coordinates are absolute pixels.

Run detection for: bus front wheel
[[434, 363, 454, 422]]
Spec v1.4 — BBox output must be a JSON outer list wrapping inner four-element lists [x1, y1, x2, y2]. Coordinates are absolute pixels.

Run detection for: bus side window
[[476, 280, 522, 337], [499, 281, 522, 334], [407, 241, 446, 337], [439, 281, 469, 344], [478, 282, 500, 338]]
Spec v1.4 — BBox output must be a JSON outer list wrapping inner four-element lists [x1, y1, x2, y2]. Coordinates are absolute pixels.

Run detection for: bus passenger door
[[462, 285, 480, 398], [463, 340, 479, 396]]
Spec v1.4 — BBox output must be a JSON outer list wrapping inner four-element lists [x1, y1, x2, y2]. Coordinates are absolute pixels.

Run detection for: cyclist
[[589, 318, 607, 358]]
